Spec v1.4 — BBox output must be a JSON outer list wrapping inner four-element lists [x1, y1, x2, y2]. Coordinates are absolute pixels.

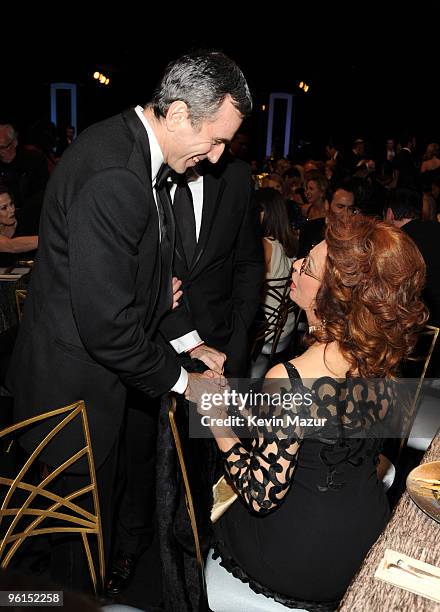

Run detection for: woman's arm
[[262, 237, 272, 274], [191, 367, 303, 515], [0, 235, 38, 254], [217, 426, 300, 515]]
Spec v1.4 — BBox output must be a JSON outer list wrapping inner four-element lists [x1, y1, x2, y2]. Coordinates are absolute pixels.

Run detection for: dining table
[[338, 429, 440, 611]]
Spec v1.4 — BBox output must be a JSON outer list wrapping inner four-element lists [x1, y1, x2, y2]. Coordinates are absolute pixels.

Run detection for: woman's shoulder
[[266, 362, 290, 379], [266, 359, 302, 379], [263, 236, 282, 250], [280, 343, 350, 380], [266, 361, 303, 393], [265, 352, 315, 382]]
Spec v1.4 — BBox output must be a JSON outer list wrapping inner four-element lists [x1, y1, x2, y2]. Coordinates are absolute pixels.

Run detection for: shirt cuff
[[170, 367, 188, 394], [170, 330, 203, 354]]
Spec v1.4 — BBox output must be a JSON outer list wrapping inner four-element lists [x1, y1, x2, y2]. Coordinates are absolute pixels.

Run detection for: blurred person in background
[[0, 185, 38, 265], [0, 122, 49, 234]]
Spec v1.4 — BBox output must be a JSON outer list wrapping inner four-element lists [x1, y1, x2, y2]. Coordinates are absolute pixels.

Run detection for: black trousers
[[113, 391, 160, 558]]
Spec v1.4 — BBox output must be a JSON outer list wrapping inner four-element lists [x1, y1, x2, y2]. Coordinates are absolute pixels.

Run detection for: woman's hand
[[172, 276, 183, 309]]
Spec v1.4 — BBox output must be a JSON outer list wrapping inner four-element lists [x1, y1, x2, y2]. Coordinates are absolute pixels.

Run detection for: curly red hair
[[313, 215, 428, 377]]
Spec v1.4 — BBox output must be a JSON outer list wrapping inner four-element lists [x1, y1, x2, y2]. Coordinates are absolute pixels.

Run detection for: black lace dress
[[212, 363, 392, 611]]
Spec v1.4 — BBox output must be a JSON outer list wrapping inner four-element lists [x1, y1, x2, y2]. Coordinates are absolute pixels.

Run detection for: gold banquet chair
[[0, 400, 104, 594], [380, 326, 439, 479], [399, 324, 440, 456], [251, 269, 295, 362], [168, 396, 205, 577], [167, 395, 239, 608], [14, 289, 27, 322]]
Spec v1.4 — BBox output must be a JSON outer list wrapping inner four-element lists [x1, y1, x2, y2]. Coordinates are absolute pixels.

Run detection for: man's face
[[0, 126, 18, 164], [330, 189, 358, 218], [166, 96, 243, 174], [303, 161, 318, 173], [354, 142, 365, 156]]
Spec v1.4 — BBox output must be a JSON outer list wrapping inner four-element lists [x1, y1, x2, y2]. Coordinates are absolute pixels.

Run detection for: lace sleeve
[[221, 432, 301, 515], [219, 384, 306, 515]]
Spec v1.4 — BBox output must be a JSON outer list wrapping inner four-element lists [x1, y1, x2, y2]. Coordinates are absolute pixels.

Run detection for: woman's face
[[290, 241, 327, 309], [305, 180, 324, 205], [0, 192, 16, 226]]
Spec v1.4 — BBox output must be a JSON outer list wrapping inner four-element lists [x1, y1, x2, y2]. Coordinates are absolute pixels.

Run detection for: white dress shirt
[[134, 105, 193, 393]]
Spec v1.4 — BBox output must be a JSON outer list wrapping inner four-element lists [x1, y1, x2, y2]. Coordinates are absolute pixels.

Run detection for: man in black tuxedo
[[6, 50, 252, 592], [395, 133, 419, 191], [385, 188, 440, 326]]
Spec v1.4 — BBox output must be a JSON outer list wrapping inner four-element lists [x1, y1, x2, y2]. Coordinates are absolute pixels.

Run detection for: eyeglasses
[[299, 253, 322, 282]]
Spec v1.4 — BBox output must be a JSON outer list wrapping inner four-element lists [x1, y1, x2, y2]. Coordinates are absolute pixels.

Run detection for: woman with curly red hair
[[294, 215, 427, 379], [206, 215, 427, 611]]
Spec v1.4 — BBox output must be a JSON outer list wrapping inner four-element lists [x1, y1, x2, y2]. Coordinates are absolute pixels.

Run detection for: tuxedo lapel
[[121, 108, 175, 319], [122, 108, 153, 188], [191, 172, 225, 272], [122, 108, 175, 249]]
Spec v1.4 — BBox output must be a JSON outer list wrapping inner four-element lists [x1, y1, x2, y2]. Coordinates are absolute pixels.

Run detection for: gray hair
[[150, 50, 252, 126]]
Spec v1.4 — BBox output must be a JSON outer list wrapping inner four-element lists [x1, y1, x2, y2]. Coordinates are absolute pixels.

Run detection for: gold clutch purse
[[210, 475, 238, 523]]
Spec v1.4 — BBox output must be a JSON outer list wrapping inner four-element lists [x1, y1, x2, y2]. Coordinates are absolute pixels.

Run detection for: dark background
[[3, 3, 439, 160]]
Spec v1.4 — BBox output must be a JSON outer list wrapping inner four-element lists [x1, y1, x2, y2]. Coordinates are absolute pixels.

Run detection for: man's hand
[[185, 370, 228, 410], [188, 344, 226, 374], [172, 277, 183, 310]]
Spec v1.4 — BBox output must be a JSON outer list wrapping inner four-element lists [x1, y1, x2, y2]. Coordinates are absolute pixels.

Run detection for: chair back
[[397, 325, 440, 461], [251, 265, 295, 360], [14, 289, 27, 321], [168, 397, 206, 588], [0, 400, 104, 594]]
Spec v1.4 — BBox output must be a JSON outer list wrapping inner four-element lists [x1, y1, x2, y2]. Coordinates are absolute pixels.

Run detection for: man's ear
[[165, 101, 189, 131]]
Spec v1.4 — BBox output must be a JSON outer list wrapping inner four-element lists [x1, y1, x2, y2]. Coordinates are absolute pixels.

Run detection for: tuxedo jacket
[[159, 156, 264, 376], [395, 149, 419, 190], [7, 108, 181, 471], [402, 219, 440, 325]]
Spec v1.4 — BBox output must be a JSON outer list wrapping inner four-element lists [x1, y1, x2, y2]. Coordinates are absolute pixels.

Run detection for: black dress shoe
[[105, 549, 137, 596]]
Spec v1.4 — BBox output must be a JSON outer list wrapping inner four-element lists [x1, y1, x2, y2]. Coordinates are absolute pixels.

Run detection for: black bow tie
[[170, 170, 193, 187], [155, 163, 172, 190]]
